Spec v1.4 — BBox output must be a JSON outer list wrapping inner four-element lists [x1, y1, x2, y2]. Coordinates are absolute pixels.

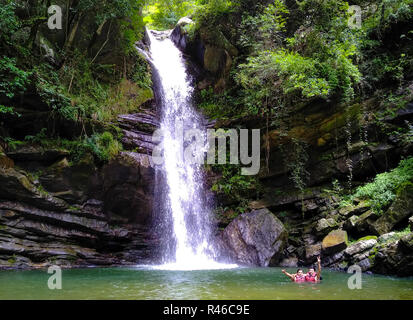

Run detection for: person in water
[[305, 256, 322, 282], [282, 268, 306, 282], [282, 256, 322, 283]]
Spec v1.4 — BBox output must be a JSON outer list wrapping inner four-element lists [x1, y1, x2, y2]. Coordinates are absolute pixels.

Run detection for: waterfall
[[147, 30, 236, 270]]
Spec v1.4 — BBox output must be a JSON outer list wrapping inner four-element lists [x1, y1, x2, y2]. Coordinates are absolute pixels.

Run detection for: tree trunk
[[64, 12, 82, 50]]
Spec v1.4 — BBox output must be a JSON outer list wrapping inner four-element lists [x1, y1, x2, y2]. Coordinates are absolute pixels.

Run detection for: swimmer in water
[[281, 268, 306, 283], [305, 256, 322, 282], [282, 256, 322, 283]]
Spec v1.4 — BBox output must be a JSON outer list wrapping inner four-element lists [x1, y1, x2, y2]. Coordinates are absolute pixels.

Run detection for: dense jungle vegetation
[[1, 0, 412, 212]]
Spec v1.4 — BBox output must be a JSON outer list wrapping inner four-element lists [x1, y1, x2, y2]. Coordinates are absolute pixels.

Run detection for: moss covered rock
[[338, 201, 370, 217], [344, 238, 377, 257], [39, 154, 97, 204], [305, 243, 322, 263], [0, 149, 14, 169], [343, 215, 360, 232], [315, 218, 338, 235], [399, 233, 413, 253], [204, 45, 227, 75], [0, 167, 68, 211], [221, 208, 288, 267], [322, 229, 348, 255], [372, 183, 413, 235], [6, 145, 69, 163], [355, 210, 380, 235]]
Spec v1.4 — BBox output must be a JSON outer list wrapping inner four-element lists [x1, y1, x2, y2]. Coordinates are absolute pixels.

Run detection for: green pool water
[[0, 266, 412, 300]]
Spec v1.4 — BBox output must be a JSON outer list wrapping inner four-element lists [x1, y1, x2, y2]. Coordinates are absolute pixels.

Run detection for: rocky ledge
[[0, 108, 161, 269], [215, 185, 413, 276]]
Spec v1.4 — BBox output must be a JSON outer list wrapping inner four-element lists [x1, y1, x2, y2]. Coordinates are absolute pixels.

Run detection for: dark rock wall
[[170, 20, 413, 276]]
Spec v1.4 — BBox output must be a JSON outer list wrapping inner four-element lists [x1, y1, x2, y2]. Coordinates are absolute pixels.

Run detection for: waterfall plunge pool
[[1, 266, 412, 300]]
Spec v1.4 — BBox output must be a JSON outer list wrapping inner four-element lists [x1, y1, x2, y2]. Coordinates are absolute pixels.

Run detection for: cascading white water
[[148, 30, 236, 270]]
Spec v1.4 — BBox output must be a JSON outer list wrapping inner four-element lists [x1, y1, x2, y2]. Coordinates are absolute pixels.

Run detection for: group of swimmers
[[281, 256, 322, 283]]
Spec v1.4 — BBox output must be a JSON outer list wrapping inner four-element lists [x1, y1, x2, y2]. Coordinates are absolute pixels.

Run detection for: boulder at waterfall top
[[222, 208, 287, 267]]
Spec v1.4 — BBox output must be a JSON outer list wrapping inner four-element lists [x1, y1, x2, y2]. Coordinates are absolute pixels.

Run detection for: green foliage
[[0, 105, 20, 117], [362, 51, 412, 87], [118, 2, 146, 53], [358, 0, 413, 87], [0, 56, 31, 99], [296, 0, 350, 29], [0, 0, 150, 123], [0, 0, 146, 172], [3, 137, 25, 151], [238, 50, 330, 105], [235, 0, 361, 114], [211, 166, 256, 196], [53, 138, 96, 164], [65, 132, 122, 163], [198, 87, 242, 119], [24, 128, 48, 144], [238, 0, 289, 51], [0, 2, 20, 43], [131, 53, 153, 90], [377, 226, 411, 244], [31, 131, 122, 164], [86, 132, 123, 162], [77, 0, 145, 25], [362, 0, 413, 34], [52, 49, 153, 122], [144, 0, 197, 29], [193, 0, 239, 28], [357, 235, 378, 242], [36, 79, 78, 121], [345, 157, 413, 214], [210, 163, 262, 215], [279, 139, 310, 210]]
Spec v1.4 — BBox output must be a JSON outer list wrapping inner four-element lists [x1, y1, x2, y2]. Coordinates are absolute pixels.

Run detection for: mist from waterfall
[[147, 30, 236, 271]]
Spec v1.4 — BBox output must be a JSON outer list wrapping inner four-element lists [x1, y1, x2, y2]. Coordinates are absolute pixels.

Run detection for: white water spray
[[148, 30, 236, 271]]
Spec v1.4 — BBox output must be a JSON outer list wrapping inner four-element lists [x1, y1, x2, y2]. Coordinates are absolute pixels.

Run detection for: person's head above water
[[296, 269, 304, 275], [308, 256, 321, 274]]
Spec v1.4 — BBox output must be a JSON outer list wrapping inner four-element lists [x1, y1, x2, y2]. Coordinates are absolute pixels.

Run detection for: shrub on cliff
[[346, 157, 413, 214]]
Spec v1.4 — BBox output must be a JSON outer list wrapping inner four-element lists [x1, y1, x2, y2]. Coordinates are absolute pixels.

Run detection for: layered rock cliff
[[170, 16, 413, 276]]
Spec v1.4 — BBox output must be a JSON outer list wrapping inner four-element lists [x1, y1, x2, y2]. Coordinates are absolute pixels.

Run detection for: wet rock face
[[6, 145, 70, 163], [305, 243, 322, 264], [399, 233, 413, 252], [170, 19, 237, 92], [102, 152, 155, 224], [371, 235, 413, 277], [221, 208, 288, 267], [0, 167, 69, 211], [170, 18, 195, 54], [0, 200, 158, 269], [117, 112, 159, 154], [0, 141, 158, 269], [257, 96, 411, 191], [39, 154, 98, 204]]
